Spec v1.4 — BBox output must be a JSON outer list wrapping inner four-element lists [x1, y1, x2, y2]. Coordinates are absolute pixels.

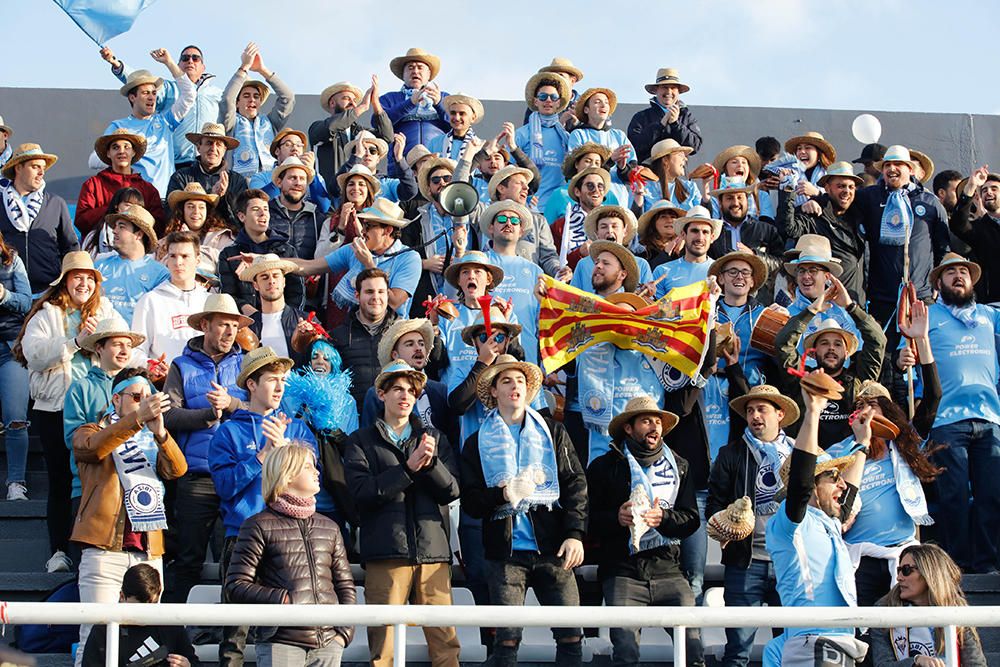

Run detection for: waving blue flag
[[53, 0, 157, 45]]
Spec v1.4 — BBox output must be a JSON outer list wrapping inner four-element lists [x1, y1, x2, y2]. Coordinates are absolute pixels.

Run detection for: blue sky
[[7, 0, 999, 114]]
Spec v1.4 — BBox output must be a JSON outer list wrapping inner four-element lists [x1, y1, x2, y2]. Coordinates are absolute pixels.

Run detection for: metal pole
[[945, 624, 959, 667], [393, 623, 407, 667], [673, 625, 686, 666], [106, 622, 119, 667]]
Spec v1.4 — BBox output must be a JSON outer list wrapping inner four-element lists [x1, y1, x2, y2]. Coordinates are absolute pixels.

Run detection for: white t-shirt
[[260, 311, 288, 356]]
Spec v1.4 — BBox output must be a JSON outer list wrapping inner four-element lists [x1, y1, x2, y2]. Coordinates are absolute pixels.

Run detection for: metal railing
[[4, 602, 996, 667]]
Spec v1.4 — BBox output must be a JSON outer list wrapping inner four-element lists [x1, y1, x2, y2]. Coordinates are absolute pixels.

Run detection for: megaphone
[[439, 181, 480, 217]]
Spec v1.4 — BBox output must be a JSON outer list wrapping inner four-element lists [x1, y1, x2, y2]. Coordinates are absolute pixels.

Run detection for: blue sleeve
[[387, 250, 421, 296], [153, 262, 170, 288], [515, 125, 530, 149], [249, 172, 269, 189], [380, 91, 415, 123], [63, 383, 88, 450], [208, 425, 263, 501], [0, 256, 33, 314], [382, 179, 400, 202], [325, 244, 353, 274], [310, 177, 332, 215]]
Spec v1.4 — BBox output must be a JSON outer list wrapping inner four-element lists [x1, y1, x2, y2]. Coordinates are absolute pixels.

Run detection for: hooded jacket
[[75, 168, 167, 235], [217, 229, 305, 312]]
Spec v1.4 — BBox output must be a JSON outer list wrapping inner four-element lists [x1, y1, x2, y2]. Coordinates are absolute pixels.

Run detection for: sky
[[5, 1, 999, 115]]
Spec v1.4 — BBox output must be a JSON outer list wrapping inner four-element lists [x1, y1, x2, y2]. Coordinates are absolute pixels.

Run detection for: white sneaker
[[6, 481, 28, 501], [45, 550, 72, 573]]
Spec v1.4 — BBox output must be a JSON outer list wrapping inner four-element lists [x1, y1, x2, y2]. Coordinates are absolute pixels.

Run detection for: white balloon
[[852, 114, 882, 145]]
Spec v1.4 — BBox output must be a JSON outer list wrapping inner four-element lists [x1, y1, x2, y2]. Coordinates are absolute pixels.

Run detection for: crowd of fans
[[1, 41, 997, 667]]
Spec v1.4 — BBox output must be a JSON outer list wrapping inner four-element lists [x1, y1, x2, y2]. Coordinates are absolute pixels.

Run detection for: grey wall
[[3, 86, 995, 201]]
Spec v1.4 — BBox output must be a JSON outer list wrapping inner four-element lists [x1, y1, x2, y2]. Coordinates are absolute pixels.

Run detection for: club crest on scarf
[[479, 408, 560, 519], [625, 446, 680, 554]]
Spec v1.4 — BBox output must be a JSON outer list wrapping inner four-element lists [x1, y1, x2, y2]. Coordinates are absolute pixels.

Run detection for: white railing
[[5, 602, 996, 667]]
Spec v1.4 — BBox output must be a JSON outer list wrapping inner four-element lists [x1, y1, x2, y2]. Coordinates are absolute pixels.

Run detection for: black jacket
[[268, 199, 321, 262], [949, 192, 1000, 303], [461, 416, 588, 561], [343, 416, 460, 564], [83, 623, 199, 667], [328, 308, 399, 412], [308, 110, 394, 197], [586, 441, 698, 581], [166, 161, 249, 227], [218, 229, 305, 312], [709, 216, 785, 302], [626, 101, 703, 163], [705, 434, 762, 569], [250, 304, 309, 367], [0, 192, 79, 294]]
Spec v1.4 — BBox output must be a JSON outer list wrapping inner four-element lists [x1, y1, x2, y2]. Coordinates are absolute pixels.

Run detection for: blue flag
[[53, 0, 157, 45]]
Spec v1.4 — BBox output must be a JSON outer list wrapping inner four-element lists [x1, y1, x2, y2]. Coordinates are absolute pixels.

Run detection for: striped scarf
[[566, 203, 588, 250], [2, 182, 45, 233], [527, 111, 569, 165]]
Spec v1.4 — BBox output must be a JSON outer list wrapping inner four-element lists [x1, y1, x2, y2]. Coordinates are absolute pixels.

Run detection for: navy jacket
[[626, 101, 703, 163], [0, 193, 79, 294], [378, 89, 450, 177]]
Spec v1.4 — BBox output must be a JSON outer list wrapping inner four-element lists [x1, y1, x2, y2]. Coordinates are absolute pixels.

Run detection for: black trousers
[[38, 409, 73, 555]]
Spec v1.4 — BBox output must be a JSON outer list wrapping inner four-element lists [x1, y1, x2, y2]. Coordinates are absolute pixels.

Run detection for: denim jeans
[[486, 552, 582, 645], [0, 341, 29, 484], [256, 640, 344, 667], [930, 418, 1000, 572], [680, 489, 708, 603], [721, 559, 781, 667], [602, 574, 705, 667], [165, 473, 221, 603]]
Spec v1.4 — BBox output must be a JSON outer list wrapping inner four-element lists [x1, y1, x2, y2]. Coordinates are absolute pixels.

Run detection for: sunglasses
[[477, 331, 508, 344], [121, 391, 145, 404], [361, 221, 388, 231], [583, 182, 606, 192], [430, 174, 452, 185], [535, 93, 561, 102], [494, 214, 521, 226], [897, 564, 919, 577], [180, 54, 203, 62], [817, 469, 841, 483], [364, 146, 380, 156]]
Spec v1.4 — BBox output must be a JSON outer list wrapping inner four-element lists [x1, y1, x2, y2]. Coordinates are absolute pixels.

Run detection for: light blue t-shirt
[[651, 256, 713, 300], [568, 127, 635, 209], [105, 112, 181, 197], [509, 422, 540, 552], [95, 254, 170, 324], [570, 253, 654, 293], [515, 122, 567, 212], [324, 239, 421, 317], [641, 178, 702, 212], [487, 250, 542, 366], [844, 455, 914, 546]]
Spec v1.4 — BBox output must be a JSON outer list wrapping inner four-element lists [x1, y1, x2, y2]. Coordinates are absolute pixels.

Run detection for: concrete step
[[0, 572, 74, 601], [0, 539, 52, 571]]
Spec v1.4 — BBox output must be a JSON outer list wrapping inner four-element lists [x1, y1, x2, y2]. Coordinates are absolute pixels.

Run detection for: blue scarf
[[937, 294, 979, 328], [743, 428, 794, 516], [577, 343, 616, 430], [419, 204, 452, 294], [400, 86, 439, 121], [880, 186, 913, 246], [479, 406, 559, 519], [527, 111, 569, 165], [624, 442, 680, 553], [2, 181, 45, 233]]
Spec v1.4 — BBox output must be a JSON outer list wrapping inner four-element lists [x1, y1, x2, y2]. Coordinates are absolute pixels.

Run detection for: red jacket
[[74, 168, 166, 236]]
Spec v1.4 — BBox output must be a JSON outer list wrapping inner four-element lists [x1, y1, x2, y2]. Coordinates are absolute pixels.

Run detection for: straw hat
[[345, 130, 389, 161], [584, 205, 638, 244], [389, 47, 441, 81], [475, 354, 543, 409], [336, 164, 381, 200], [608, 395, 680, 443], [709, 176, 755, 198], [188, 293, 254, 331], [783, 234, 843, 277], [539, 57, 584, 82], [375, 359, 428, 394], [803, 319, 860, 357], [856, 380, 891, 401], [105, 204, 157, 245], [929, 252, 981, 286], [575, 87, 618, 123], [0, 116, 12, 136], [636, 200, 687, 240], [356, 198, 412, 229], [784, 131, 836, 165], [79, 316, 146, 352], [167, 182, 219, 210], [568, 166, 611, 202], [185, 122, 240, 150], [643, 67, 691, 95], [873, 145, 916, 171], [119, 69, 162, 97], [272, 156, 315, 186], [238, 79, 270, 105], [713, 145, 761, 179], [728, 384, 800, 427], [480, 199, 534, 236], [523, 71, 571, 112], [487, 165, 534, 202], [94, 129, 147, 165], [417, 156, 457, 200], [443, 250, 505, 290], [708, 251, 768, 292], [645, 138, 693, 166], [237, 345, 294, 389], [461, 307, 522, 346], [817, 161, 864, 187], [673, 205, 723, 241], [239, 253, 299, 282], [442, 93, 484, 123], [589, 240, 640, 293], [779, 449, 858, 489], [2, 143, 58, 180], [562, 142, 612, 180], [909, 149, 934, 183], [269, 128, 307, 158], [405, 144, 433, 169], [378, 318, 434, 368], [319, 81, 363, 110], [49, 251, 102, 287]]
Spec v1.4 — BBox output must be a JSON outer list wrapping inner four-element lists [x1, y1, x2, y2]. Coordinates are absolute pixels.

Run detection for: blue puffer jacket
[[379, 88, 450, 177], [172, 341, 247, 473], [0, 254, 32, 341]]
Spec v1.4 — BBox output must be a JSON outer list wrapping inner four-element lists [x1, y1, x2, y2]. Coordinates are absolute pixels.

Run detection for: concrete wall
[[3, 86, 996, 200]]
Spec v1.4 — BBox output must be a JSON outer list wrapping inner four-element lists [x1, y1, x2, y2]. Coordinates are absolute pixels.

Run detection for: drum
[[749, 308, 790, 357]]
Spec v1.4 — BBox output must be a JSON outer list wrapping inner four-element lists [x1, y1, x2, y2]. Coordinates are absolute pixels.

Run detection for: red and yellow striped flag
[[538, 275, 713, 377]]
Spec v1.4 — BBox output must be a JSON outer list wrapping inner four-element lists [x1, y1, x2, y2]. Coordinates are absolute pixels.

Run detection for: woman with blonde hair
[[870, 543, 986, 666], [225, 443, 356, 667], [13, 251, 117, 573]]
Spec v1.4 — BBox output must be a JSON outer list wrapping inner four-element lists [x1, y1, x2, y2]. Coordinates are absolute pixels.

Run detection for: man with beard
[[251, 128, 331, 214], [775, 274, 886, 446], [707, 385, 799, 667], [160, 294, 251, 604], [267, 157, 322, 266], [707, 179, 783, 299], [482, 164, 561, 277], [243, 254, 310, 366], [778, 161, 866, 304], [935, 168, 972, 257], [166, 122, 249, 227], [648, 206, 719, 298], [948, 167, 1000, 302], [899, 254, 1000, 572], [569, 205, 653, 292], [762, 376, 869, 667], [552, 166, 611, 270], [851, 143, 886, 187], [95, 204, 169, 323], [309, 77, 394, 190]]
